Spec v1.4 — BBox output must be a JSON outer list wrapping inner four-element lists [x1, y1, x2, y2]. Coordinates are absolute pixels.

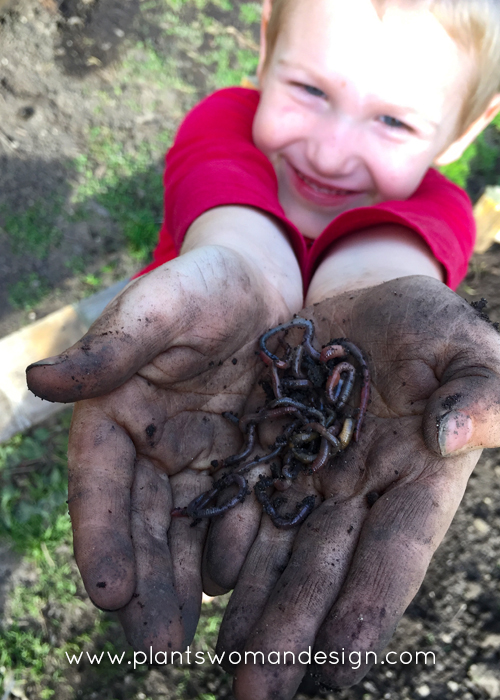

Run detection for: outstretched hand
[[200, 276, 500, 700], [25, 245, 295, 653]]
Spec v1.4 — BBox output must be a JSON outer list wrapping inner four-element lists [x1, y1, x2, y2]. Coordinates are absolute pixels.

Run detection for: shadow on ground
[[0, 152, 164, 335]]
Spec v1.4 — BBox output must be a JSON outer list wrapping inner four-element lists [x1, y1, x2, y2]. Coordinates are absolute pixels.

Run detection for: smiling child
[[26, 1, 500, 699]]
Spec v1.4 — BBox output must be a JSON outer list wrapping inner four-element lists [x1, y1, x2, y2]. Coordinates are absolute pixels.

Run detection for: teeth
[[296, 169, 351, 195]]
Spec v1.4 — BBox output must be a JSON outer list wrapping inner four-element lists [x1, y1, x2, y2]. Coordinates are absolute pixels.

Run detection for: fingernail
[[438, 410, 473, 456], [26, 355, 63, 372]]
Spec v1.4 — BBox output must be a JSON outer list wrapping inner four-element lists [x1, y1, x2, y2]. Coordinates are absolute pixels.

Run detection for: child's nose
[[306, 118, 361, 178]]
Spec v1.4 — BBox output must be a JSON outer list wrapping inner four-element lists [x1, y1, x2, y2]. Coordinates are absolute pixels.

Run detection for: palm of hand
[[201, 276, 500, 699], [26, 248, 295, 653]]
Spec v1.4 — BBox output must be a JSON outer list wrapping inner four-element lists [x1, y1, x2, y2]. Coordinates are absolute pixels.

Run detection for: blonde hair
[[263, 0, 500, 139]]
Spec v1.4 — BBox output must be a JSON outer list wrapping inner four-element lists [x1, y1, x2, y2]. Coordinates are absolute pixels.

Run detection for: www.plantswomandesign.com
[[65, 647, 436, 670]]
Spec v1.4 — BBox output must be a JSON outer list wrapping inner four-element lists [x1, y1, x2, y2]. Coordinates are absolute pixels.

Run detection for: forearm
[[306, 225, 444, 305], [181, 205, 304, 314]]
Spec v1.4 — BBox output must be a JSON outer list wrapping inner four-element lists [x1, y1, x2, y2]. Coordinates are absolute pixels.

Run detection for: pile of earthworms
[[172, 317, 370, 529]]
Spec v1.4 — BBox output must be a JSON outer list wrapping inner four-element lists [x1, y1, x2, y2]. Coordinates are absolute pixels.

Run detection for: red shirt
[[139, 88, 476, 290]]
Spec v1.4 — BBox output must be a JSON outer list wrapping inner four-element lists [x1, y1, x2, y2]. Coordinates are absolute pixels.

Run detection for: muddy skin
[[470, 298, 500, 332], [211, 278, 500, 700]]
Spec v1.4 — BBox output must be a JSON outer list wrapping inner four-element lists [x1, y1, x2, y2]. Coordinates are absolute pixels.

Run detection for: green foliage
[[0, 625, 52, 680], [1, 197, 63, 259], [132, 2, 259, 93], [467, 121, 500, 188], [8, 273, 51, 311], [211, 36, 259, 87], [193, 595, 230, 651], [0, 416, 71, 553], [165, 0, 233, 9], [82, 273, 101, 288], [439, 141, 478, 189], [0, 412, 133, 696], [121, 41, 197, 93], [440, 112, 500, 192], [64, 255, 87, 275], [0, 413, 80, 693], [74, 127, 169, 262], [239, 2, 261, 25]]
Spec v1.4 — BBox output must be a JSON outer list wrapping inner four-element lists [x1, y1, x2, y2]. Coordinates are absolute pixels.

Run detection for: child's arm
[[305, 223, 444, 300], [155, 87, 475, 294], [26, 205, 302, 652]]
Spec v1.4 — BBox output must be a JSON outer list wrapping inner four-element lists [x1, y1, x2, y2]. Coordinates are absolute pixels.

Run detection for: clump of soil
[[470, 297, 500, 332]]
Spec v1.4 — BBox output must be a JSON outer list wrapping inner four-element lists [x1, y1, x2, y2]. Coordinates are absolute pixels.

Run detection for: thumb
[[26, 264, 202, 403], [423, 364, 500, 457]]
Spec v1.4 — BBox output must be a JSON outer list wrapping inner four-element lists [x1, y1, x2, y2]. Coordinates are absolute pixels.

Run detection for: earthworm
[[339, 418, 355, 449], [309, 437, 331, 473], [223, 423, 256, 466], [254, 476, 316, 528], [291, 344, 305, 378], [320, 344, 346, 363], [259, 317, 318, 367], [334, 339, 371, 440], [268, 397, 325, 425], [171, 473, 248, 520], [326, 362, 356, 409], [172, 318, 370, 526]]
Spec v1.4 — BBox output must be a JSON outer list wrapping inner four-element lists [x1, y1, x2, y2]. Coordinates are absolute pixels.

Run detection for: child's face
[[253, 0, 474, 239]]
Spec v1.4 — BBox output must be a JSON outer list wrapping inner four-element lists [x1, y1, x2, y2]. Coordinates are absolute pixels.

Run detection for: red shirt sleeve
[[142, 86, 475, 291], [307, 168, 476, 290], [140, 87, 307, 276]]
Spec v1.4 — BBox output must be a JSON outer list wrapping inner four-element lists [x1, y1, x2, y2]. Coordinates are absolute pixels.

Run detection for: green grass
[[440, 112, 500, 191], [0, 411, 232, 698], [158, 0, 233, 10], [0, 413, 132, 696], [206, 33, 259, 87], [8, 273, 51, 311], [121, 41, 198, 93], [0, 414, 75, 693], [0, 419, 71, 555], [1, 197, 63, 259], [1, 0, 262, 285], [73, 127, 171, 262], [239, 2, 261, 25]]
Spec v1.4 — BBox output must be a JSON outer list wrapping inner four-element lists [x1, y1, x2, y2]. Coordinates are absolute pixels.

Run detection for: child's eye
[[379, 115, 407, 129], [302, 84, 326, 98]]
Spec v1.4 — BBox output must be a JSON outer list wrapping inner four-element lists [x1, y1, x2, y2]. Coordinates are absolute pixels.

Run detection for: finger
[[232, 498, 367, 700], [202, 468, 264, 594], [168, 469, 212, 644], [25, 268, 191, 403], [423, 327, 500, 456], [312, 451, 478, 689], [202, 408, 295, 594], [118, 458, 185, 653], [412, 295, 500, 456], [69, 402, 136, 610], [215, 516, 296, 668], [25, 249, 273, 404]]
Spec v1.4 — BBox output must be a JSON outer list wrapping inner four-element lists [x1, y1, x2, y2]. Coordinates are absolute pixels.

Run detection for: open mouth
[[285, 160, 363, 207], [293, 166, 357, 196]]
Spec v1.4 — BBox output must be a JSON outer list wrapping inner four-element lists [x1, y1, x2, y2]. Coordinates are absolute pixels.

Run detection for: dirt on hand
[[1, 1, 500, 699]]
